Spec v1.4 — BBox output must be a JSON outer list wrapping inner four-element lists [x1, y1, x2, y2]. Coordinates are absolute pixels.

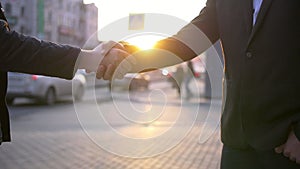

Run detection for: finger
[[96, 65, 106, 79], [113, 53, 125, 65], [100, 49, 130, 79], [114, 48, 129, 59], [95, 41, 120, 58], [103, 64, 115, 80], [95, 41, 116, 52], [283, 149, 291, 158], [102, 41, 125, 52], [102, 49, 128, 65], [275, 144, 285, 154], [105, 50, 131, 73], [113, 42, 125, 50]]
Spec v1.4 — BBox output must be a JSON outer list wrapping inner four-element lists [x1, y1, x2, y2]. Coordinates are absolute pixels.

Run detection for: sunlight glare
[[126, 34, 164, 50]]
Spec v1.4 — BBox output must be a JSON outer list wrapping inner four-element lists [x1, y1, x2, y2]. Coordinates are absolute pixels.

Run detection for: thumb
[[274, 144, 285, 154]]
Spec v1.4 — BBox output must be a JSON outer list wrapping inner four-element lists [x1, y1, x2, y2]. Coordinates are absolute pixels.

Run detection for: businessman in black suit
[[0, 2, 131, 145], [97, 0, 300, 168]]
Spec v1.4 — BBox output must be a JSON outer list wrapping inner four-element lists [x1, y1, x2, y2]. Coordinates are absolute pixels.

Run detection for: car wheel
[[44, 88, 56, 105], [74, 85, 84, 101]]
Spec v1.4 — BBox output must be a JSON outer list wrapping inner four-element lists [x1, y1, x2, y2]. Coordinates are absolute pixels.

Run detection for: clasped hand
[[275, 130, 300, 164], [79, 41, 135, 80]]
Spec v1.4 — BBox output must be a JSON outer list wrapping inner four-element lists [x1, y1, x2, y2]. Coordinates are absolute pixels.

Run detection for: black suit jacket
[[0, 3, 80, 142], [151, 0, 300, 150]]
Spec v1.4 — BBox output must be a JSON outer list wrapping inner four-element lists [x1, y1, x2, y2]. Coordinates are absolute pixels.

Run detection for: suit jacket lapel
[[243, 0, 253, 36], [247, 0, 273, 46]]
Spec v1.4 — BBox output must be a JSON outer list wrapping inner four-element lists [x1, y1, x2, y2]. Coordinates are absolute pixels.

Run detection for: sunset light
[[125, 34, 164, 50]]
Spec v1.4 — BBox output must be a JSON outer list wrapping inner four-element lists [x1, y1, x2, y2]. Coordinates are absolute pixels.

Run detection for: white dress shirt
[[253, 0, 263, 25]]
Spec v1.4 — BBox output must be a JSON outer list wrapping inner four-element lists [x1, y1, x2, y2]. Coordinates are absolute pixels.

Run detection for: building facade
[[2, 0, 98, 48], [1, 0, 38, 36], [44, 0, 98, 47]]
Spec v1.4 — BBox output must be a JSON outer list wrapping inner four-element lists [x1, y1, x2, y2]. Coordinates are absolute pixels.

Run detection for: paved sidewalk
[[0, 81, 223, 169], [0, 125, 222, 169]]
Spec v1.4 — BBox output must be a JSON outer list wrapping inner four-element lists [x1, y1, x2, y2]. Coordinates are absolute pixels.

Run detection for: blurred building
[[2, 0, 98, 47], [1, 0, 38, 36], [44, 0, 98, 47], [82, 2, 99, 48]]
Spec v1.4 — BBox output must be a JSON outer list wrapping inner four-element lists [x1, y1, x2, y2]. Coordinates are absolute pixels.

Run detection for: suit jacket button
[[246, 52, 252, 58]]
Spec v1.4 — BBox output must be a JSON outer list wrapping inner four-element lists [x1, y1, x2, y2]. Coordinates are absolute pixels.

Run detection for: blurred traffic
[[6, 61, 206, 106], [7, 70, 86, 105]]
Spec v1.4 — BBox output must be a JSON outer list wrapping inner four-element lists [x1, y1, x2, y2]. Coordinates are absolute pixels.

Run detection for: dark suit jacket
[[152, 0, 300, 150], [0, 3, 80, 142]]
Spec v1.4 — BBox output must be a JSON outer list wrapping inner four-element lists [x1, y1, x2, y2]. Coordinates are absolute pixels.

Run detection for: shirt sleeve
[[0, 21, 81, 80]]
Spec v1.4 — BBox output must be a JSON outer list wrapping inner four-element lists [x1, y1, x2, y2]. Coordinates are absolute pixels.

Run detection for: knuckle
[[114, 42, 124, 50], [96, 74, 102, 79], [109, 49, 117, 56], [116, 49, 123, 56], [283, 150, 291, 157], [103, 74, 109, 80]]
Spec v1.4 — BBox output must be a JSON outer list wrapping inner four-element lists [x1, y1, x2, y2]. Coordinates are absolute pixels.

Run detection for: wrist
[[77, 49, 102, 71]]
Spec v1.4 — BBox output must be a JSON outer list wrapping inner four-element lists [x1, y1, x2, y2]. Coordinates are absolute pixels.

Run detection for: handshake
[[78, 41, 138, 80], [78, 39, 182, 81]]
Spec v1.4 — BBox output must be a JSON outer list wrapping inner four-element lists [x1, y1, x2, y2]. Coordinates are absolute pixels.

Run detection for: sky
[[84, 0, 206, 47], [84, 0, 206, 28]]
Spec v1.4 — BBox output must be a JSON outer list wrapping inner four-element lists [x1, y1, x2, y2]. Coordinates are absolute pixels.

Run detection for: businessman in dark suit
[[97, 0, 300, 168], [0, 2, 131, 145]]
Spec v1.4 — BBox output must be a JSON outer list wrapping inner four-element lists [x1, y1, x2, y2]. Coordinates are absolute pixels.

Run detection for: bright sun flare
[[125, 34, 164, 50]]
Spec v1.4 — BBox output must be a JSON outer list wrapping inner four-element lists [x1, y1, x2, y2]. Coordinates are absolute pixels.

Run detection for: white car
[[6, 71, 86, 105]]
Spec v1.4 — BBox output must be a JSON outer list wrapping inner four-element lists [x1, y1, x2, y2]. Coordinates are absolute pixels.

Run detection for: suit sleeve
[[124, 0, 219, 73], [0, 21, 80, 80]]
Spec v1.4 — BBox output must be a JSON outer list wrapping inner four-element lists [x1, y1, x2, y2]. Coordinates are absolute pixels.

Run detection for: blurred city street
[[0, 80, 222, 169]]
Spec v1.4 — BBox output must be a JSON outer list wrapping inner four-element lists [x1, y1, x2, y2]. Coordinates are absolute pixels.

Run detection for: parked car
[[110, 73, 150, 91], [6, 71, 86, 105]]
